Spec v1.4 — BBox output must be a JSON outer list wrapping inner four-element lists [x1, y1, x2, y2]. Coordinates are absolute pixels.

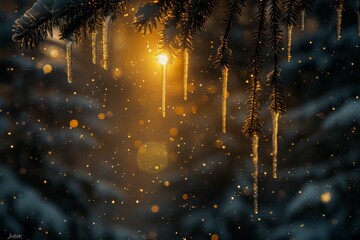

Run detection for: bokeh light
[[136, 142, 168, 174]]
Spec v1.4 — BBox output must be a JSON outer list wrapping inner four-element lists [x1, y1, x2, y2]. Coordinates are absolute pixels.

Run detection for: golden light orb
[[43, 64, 53, 74], [136, 142, 168, 174], [156, 54, 169, 66], [69, 119, 79, 128], [321, 192, 331, 203], [151, 205, 160, 213]]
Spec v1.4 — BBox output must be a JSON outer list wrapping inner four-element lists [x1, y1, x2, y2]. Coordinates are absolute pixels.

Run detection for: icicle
[[102, 15, 111, 70], [357, 11, 360, 37], [336, 3, 343, 41], [183, 50, 189, 101], [287, 24, 293, 62], [251, 134, 259, 214], [221, 67, 229, 133], [65, 40, 73, 83], [301, 9, 305, 31], [272, 111, 280, 179], [91, 31, 97, 64], [161, 64, 167, 118]]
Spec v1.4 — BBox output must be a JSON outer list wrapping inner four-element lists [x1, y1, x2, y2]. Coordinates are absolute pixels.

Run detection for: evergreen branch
[[282, 0, 300, 26], [12, 0, 126, 47], [177, 0, 219, 52], [268, 0, 285, 114], [299, 0, 315, 13], [214, 0, 246, 69], [189, 0, 219, 33], [157, 2, 186, 59], [269, 0, 283, 55], [242, 76, 262, 137], [134, 0, 173, 34], [177, 0, 195, 51], [12, 0, 55, 49], [242, 0, 268, 137], [267, 70, 286, 114]]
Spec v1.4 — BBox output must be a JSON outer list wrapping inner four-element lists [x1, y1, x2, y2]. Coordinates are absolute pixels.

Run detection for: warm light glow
[[136, 142, 168, 174], [43, 64, 52, 74], [69, 119, 78, 128], [98, 113, 106, 120], [151, 205, 160, 213], [211, 234, 219, 240], [321, 192, 332, 203], [156, 54, 169, 66]]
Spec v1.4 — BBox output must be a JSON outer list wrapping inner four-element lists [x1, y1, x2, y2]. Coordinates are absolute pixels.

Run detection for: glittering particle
[[69, 119, 79, 128], [151, 205, 160, 213], [321, 192, 331, 203], [170, 127, 178, 136], [98, 113, 106, 120], [211, 234, 219, 240], [43, 64, 52, 74]]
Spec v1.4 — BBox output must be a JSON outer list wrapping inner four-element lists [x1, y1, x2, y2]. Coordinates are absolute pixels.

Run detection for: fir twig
[[134, 0, 173, 33], [242, 0, 268, 137], [214, 0, 246, 69], [12, 0, 126, 48]]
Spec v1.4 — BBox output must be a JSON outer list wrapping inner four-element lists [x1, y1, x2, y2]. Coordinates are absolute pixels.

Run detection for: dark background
[[0, 0, 359, 239]]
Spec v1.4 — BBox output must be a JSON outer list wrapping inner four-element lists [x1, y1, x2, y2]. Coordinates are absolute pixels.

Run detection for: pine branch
[[242, 0, 268, 137], [12, 0, 126, 48], [267, 70, 286, 114], [214, 0, 246, 69], [299, 0, 316, 14], [268, 0, 285, 114], [282, 0, 300, 26], [269, 0, 283, 55], [134, 0, 173, 34], [178, 0, 219, 52], [156, 1, 189, 57]]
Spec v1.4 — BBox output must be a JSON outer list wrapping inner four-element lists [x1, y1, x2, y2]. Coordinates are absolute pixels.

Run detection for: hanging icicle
[[251, 134, 259, 214], [287, 24, 293, 62], [221, 67, 229, 133], [336, 2, 344, 41], [65, 39, 73, 83], [272, 111, 280, 178], [301, 9, 305, 31], [102, 15, 111, 70], [357, 10, 360, 36], [183, 49, 189, 101], [161, 63, 167, 118], [91, 31, 98, 64], [157, 54, 169, 118], [214, 41, 232, 133]]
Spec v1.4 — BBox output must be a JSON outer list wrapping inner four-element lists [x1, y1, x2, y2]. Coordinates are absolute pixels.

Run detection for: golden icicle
[[272, 111, 280, 178], [91, 31, 97, 64], [102, 15, 111, 70], [251, 134, 259, 214], [65, 40, 73, 83], [357, 11, 360, 37], [336, 3, 343, 41], [161, 64, 167, 118], [301, 9, 305, 31], [221, 67, 229, 133], [287, 24, 293, 62], [183, 50, 189, 100]]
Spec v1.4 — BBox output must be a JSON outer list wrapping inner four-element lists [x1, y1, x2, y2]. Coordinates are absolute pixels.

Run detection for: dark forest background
[[1, 0, 360, 239]]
